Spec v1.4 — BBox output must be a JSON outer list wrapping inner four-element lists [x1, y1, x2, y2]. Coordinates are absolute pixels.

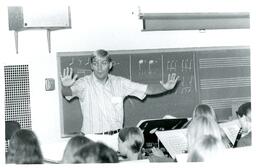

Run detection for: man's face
[[91, 56, 112, 81]]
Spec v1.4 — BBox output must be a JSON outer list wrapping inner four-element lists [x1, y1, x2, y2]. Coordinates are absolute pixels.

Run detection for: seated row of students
[[6, 130, 119, 164], [6, 102, 251, 164], [186, 102, 251, 162], [62, 135, 118, 163]]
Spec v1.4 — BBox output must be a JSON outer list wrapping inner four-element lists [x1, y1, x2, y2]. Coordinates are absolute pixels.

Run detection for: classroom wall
[[0, 0, 253, 148]]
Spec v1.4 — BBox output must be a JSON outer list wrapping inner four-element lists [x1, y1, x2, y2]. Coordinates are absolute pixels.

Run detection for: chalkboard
[[57, 46, 250, 137], [196, 47, 250, 120]]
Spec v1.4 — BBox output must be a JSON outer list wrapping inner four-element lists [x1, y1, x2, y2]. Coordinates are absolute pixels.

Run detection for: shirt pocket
[[111, 96, 123, 120]]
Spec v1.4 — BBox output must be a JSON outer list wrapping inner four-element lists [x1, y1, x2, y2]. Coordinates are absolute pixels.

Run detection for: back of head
[[73, 142, 118, 163], [6, 129, 43, 164], [187, 135, 225, 162], [62, 135, 92, 163], [236, 102, 251, 117], [118, 127, 144, 154], [187, 116, 222, 150], [193, 104, 217, 121]]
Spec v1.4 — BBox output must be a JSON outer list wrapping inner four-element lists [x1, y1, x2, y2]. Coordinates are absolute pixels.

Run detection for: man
[[61, 49, 179, 134], [234, 102, 251, 147]]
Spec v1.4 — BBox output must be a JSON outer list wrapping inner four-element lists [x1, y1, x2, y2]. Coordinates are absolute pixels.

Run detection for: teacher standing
[[61, 49, 179, 134]]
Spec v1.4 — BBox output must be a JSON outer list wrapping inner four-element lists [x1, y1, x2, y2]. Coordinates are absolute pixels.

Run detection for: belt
[[96, 129, 120, 135]]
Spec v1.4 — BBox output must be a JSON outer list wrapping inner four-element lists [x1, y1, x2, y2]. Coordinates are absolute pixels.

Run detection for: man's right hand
[[61, 67, 78, 87]]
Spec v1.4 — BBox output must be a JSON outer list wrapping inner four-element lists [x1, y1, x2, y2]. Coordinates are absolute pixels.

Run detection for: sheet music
[[155, 129, 188, 158], [219, 119, 240, 145]]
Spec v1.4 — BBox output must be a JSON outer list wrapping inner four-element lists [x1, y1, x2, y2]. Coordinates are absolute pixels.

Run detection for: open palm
[[61, 67, 78, 87], [160, 73, 179, 90]]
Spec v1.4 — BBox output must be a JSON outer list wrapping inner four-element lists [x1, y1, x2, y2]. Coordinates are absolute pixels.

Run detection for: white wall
[[0, 0, 253, 151]]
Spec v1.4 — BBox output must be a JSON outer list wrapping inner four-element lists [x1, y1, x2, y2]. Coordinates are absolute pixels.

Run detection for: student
[[72, 142, 119, 163], [6, 129, 43, 164], [61, 49, 179, 134], [187, 135, 225, 162], [233, 102, 251, 147], [117, 127, 144, 161], [191, 104, 232, 148], [187, 116, 224, 151], [118, 127, 176, 162], [62, 135, 92, 163], [192, 104, 217, 120]]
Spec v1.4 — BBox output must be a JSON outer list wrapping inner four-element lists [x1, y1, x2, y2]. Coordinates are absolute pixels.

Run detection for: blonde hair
[[187, 135, 225, 162], [187, 116, 222, 151], [90, 49, 112, 63], [192, 104, 217, 121]]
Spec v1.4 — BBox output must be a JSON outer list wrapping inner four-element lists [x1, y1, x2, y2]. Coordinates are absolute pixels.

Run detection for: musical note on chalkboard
[[148, 59, 158, 75], [78, 58, 83, 67], [167, 60, 177, 72], [84, 57, 90, 66], [138, 59, 147, 76], [69, 58, 74, 66]]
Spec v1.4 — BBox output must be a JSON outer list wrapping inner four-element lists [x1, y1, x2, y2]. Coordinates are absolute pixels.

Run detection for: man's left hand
[[160, 73, 179, 90]]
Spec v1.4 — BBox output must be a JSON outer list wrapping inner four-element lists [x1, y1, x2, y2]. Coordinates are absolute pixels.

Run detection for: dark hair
[[6, 129, 43, 164], [90, 49, 112, 63], [236, 102, 251, 117], [118, 127, 144, 153], [72, 142, 118, 163], [62, 135, 92, 163]]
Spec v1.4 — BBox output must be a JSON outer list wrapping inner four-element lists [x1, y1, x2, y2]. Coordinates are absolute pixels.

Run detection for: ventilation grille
[[4, 65, 32, 151]]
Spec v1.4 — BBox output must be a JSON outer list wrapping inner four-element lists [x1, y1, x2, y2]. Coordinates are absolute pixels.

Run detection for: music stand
[[137, 118, 190, 150]]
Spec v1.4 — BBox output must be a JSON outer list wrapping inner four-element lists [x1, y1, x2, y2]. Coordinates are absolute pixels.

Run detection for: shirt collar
[[91, 73, 110, 86]]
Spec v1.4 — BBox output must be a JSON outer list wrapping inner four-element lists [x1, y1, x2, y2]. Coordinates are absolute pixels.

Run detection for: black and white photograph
[[0, 0, 255, 167]]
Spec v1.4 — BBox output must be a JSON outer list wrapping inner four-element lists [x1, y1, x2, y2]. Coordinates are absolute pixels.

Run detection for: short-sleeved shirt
[[69, 73, 147, 134]]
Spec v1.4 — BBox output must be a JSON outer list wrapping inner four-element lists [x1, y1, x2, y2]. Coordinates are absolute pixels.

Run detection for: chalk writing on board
[[131, 55, 162, 83], [167, 60, 177, 72], [69, 58, 74, 66], [84, 57, 90, 66], [164, 55, 195, 96], [148, 59, 158, 75], [181, 59, 192, 72]]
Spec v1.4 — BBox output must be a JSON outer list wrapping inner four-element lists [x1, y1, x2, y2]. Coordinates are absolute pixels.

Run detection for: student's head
[[6, 129, 43, 164], [236, 102, 251, 133], [62, 135, 92, 163], [72, 142, 119, 163], [187, 135, 225, 162], [118, 127, 144, 160], [187, 116, 222, 151], [90, 49, 113, 81], [192, 104, 217, 121]]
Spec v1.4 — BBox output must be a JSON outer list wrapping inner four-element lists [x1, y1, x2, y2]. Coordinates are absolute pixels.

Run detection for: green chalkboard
[[57, 46, 250, 137]]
